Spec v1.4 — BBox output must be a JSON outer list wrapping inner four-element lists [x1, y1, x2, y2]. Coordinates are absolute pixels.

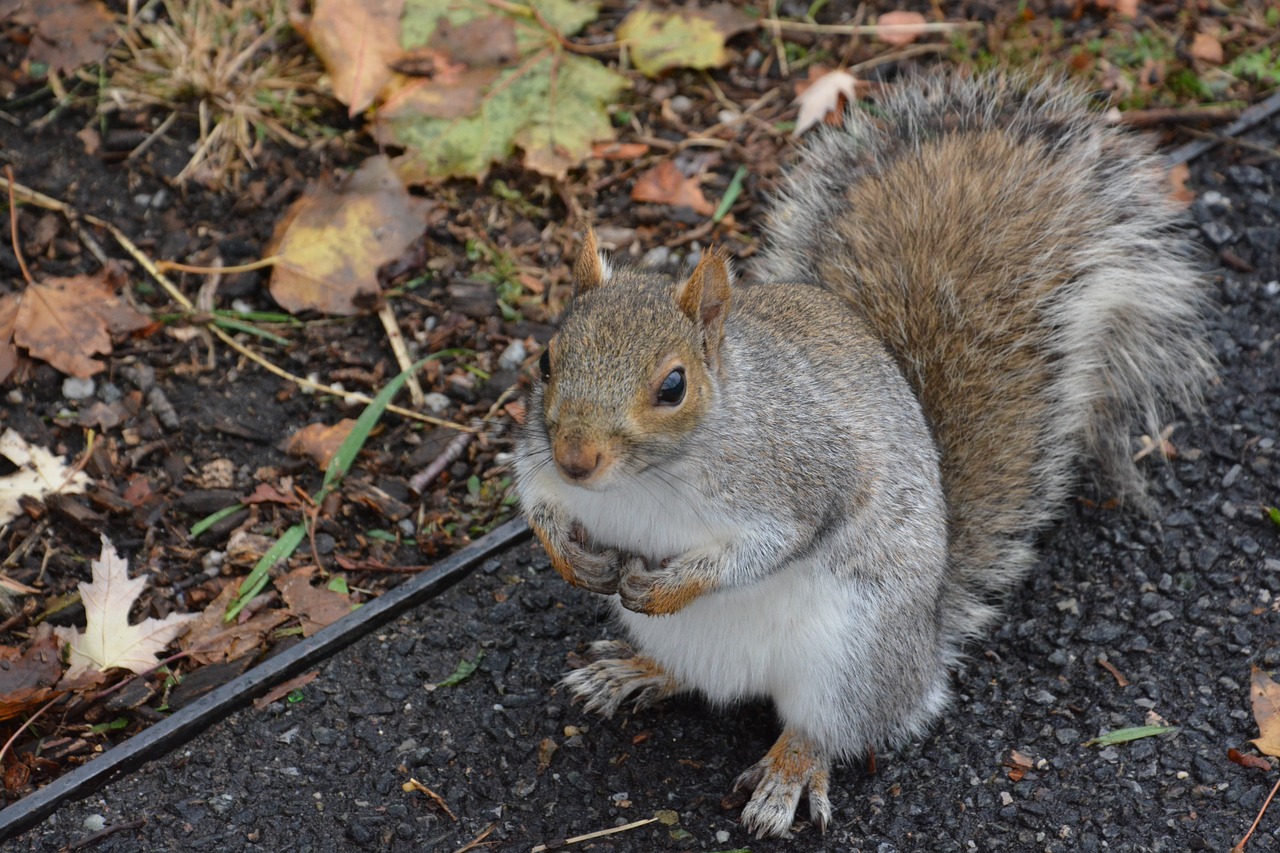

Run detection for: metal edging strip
[[0, 517, 532, 842]]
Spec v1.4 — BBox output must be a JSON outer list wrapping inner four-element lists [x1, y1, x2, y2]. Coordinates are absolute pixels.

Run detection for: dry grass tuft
[[104, 0, 330, 190]]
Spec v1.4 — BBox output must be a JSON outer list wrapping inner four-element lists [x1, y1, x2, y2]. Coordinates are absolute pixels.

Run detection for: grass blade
[[1084, 725, 1180, 747]]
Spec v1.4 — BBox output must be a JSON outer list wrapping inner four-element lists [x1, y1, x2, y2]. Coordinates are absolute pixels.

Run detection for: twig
[[126, 110, 178, 162], [0, 694, 63, 768], [4, 165, 33, 284], [1166, 89, 1280, 167], [59, 819, 147, 852], [403, 778, 458, 820], [1232, 774, 1280, 853], [530, 816, 659, 852], [1118, 104, 1241, 129], [409, 432, 475, 493], [157, 256, 279, 275], [1178, 127, 1280, 161], [449, 822, 497, 853], [377, 302, 425, 408]]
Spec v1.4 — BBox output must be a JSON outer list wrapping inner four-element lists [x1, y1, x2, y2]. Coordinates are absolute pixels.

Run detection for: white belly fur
[[614, 556, 879, 748]]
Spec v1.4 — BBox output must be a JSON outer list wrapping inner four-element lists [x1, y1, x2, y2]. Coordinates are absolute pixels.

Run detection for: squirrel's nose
[[553, 440, 602, 482]]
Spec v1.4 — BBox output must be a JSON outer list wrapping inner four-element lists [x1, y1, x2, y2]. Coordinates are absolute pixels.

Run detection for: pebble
[[82, 814, 106, 832], [640, 245, 673, 269], [1199, 221, 1234, 246], [62, 376, 95, 400], [1222, 464, 1242, 488], [422, 392, 451, 415], [669, 95, 693, 114], [498, 339, 528, 372], [97, 381, 123, 403]]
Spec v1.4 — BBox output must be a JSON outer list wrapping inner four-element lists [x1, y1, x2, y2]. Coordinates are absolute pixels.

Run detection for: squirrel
[[513, 72, 1213, 839]]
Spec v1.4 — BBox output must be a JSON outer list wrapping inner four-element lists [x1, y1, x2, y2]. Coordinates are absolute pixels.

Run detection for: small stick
[[1166, 89, 1280, 167], [409, 432, 475, 493], [126, 110, 178, 162], [60, 818, 147, 852], [529, 817, 660, 853], [449, 822, 497, 853], [377, 302, 425, 408], [1232, 774, 1280, 853], [403, 778, 458, 820], [0, 695, 63, 768], [4, 165, 33, 284]]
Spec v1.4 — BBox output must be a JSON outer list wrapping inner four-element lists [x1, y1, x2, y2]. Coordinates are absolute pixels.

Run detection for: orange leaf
[[284, 420, 357, 471], [631, 160, 714, 217], [291, 0, 405, 116], [12, 270, 149, 379], [1189, 32, 1223, 65], [876, 11, 929, 47], [1250, 666, 1280, 757]]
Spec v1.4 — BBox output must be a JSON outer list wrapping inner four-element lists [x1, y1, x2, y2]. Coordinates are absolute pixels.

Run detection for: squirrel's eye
[[539, 350, 551, 383], [656, 368, 685, 406]]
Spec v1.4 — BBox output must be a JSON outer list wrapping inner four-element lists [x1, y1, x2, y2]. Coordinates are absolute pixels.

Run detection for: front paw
[[528, 511, 623, 595], [618, 555, 713, 616]]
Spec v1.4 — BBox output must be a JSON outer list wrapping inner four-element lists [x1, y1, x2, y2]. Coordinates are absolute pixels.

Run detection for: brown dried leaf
[[291, 0, 404, 116], [1189, 32, 1223, 65], [279, 567, 355, 636], [876, 11, 929, 47], [11, 270, 149, 378], [14, 0, 116, 75], [0, 626, 64, 722], [283, 420, 357, 471], [1228, 747, 1273, 772], [1005, 749, 1035, 782], [631, 160, 714, 217], [267, 156, 431, 315], [179, 580, 291, 665], [253, 670, 319, 710], [1250, 666, 1280, 757], [0, 294, 19, 384]]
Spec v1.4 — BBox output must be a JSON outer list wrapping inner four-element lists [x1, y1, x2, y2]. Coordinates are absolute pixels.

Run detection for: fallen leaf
[[278, 567, 356, 636], [536, 737, 559, 774], [1228, 747, 1273, 772], [433, 650, 484, 688], [1167, 162, 1194, 208], [592, 141, 650, 160], [617, 3, 756, 78], [1189, 32, 1223, 65], [179, 580, 291, 665], [291, 0, 405, 116], [1084, 725, 1180, 746], [0, 294, 20, 384], [53, 536, 196, 679], [0, 429, 93, 526], [794, 68, 857, 136], [378, 0, 628, 182], [283, 420, 357, 471], [242, 482, 301, 507], [631, 160, 715, 216], [1250, 666, 1280, 757], [7, 0, 116, 75], [876, 11, 929, 47], [0, 626, 64, 722], [252, 670, 319, 710], [267, 155, 431, 315], [10, 268, 150, 378], [1004, 749, 1035, 781]]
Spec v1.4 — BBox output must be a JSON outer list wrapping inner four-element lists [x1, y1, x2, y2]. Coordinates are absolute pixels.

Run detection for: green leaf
[[327, 575, 350, 595], [435, 650, 485, 687], [1084, 725, 1180, 747], [88, 717, 130, 735], [225, 523, 307, 623], [1265, 505, 1280, 527], [618, 6, 735, 78], [382, 0, 627, 181]]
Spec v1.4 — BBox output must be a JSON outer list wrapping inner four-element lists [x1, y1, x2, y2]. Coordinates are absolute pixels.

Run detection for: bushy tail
[[756, 71, 1213, 640]]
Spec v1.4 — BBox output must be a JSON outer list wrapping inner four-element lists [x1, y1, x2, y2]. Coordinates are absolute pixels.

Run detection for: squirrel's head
[[533, 230, 732, 489]]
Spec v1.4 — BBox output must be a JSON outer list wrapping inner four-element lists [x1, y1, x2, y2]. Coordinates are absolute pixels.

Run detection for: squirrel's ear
[[571, 229, 608, 295], [676, 250, 732, 361]]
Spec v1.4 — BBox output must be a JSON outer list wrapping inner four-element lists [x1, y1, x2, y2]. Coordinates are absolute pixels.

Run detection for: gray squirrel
[[513, 72, 1212, 838]]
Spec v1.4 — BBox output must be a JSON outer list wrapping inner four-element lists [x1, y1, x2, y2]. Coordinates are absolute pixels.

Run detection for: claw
[[560, 641, 680, 718], [736, 729, 833, 839]]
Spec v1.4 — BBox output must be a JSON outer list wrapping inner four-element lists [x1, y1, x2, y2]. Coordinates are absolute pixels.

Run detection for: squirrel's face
[[531, 236, 732, 490]]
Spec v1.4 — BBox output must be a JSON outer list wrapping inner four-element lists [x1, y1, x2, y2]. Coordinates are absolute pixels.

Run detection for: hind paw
[[734, 729, 833, 838], [560, 640, 680, 718]]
